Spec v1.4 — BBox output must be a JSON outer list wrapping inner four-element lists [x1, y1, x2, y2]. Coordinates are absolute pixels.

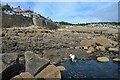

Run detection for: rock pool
[[56, 59, 120, 79]]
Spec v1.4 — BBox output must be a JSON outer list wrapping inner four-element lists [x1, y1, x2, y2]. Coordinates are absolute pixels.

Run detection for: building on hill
[[14, 9, 33, 17]]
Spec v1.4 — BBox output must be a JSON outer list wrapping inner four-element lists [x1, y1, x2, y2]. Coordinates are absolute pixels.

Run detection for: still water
[[56, 59, 120, 79]]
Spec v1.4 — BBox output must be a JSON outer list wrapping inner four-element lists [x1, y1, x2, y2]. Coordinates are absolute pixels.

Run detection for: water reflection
[[57, 59, 120, 79]]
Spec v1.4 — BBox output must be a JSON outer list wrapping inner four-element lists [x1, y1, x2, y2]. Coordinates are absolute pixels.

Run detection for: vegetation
[[1, 4, 13, 11], [56, 21, 120, 26]]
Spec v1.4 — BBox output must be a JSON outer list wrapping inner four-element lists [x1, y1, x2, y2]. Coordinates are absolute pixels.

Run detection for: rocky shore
[[1, 26, 120, 80]]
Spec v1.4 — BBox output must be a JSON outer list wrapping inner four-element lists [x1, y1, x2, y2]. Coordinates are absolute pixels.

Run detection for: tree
[[1, 4, 12, 11]]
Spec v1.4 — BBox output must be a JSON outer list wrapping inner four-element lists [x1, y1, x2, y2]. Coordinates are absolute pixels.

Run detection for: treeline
[[56, 21, 120, 26]]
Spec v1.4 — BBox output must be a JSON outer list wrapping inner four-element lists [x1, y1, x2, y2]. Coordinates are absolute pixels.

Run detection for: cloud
[[2, 2, 119, 23], [71, 16, 101, 23], [89, 2, 118, 22]]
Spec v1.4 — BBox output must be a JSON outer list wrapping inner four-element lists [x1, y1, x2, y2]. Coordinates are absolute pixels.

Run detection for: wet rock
[[113, 58, 120, 62], [75, 49, 90, 60], [56, 66, 66, 72], [25, 51, 50, 76], [97, 57, 109, 62], [35, 65, 61, 79]]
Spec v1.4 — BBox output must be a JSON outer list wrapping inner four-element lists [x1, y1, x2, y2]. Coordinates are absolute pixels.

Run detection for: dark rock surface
[[25, 51, 50, 76], [1, 53, 23, 80]]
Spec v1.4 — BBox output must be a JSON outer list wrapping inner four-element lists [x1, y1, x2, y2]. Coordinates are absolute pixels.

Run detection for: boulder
[[25, 51, 50, 76], [35, 65, 61, 79], [97, 57, 109, 62], [75, 46, 80, 49], [86, 51, 92, 54], [10, 72, 34, 80], [19, 72, 34, 78], [1, 53, 20, 80], [113, 58, 120, 62], [10, 75, 22, 80], [56, 66, 66, 72], [108, 48, 119, 52], [83, 46, 88, 50], [88, 47, 95, 52], [96, 46, 105, 51]]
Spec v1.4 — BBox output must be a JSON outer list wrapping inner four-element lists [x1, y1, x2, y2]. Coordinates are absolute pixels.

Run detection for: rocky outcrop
[[2, 12, 33, 28], [25, 51, 50, 76]]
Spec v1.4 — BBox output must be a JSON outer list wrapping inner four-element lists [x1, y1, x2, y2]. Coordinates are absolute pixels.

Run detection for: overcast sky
[[2, 1, 119, 23]]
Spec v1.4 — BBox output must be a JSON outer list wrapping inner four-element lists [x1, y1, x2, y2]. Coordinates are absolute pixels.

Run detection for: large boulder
[[35, 65, 61, 79], [25, 51, 50, 76], [1, 53, 20, 80]]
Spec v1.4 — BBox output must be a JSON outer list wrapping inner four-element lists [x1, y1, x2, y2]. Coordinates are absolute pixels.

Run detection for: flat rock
[[35, 65, 61, 79], [80, 39, 95, 47], [108, 48, 119, 52], [93, 36, 112, 48], [113, 58, 120, 62], [19, 72, 34, 78], [25, 51, 50, 76], [97, 57, 109, 62], [56, 66, 66, 72], [83, 46, 88, 50], [86, 51, 92, 54]]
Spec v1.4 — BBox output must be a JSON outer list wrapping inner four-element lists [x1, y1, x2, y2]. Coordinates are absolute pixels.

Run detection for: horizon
[[2, 2, 119, 24]]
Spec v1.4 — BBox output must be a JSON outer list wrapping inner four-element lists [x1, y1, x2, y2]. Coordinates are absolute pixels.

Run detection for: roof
[[14, 10, 33, 13]]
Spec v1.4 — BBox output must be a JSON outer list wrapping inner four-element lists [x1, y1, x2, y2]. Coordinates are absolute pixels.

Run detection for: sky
[[1, 1, 119, 23]]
